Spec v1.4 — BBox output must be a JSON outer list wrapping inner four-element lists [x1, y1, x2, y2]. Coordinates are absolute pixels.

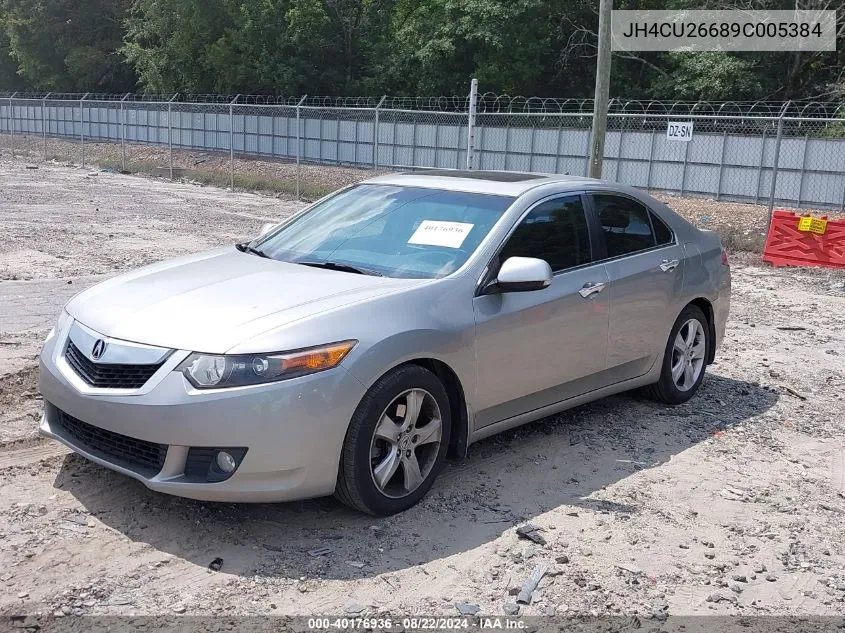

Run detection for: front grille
[[55, 409, 167, 477], [65, 341, 164, 389]]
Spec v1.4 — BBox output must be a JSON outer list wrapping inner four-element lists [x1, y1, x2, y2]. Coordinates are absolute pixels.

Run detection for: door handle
[[579, 281, 607, 298], [660, 259, 679, 272]]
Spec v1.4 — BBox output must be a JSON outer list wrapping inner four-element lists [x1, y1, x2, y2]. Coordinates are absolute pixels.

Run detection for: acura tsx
[[39, 170, 730, 515]]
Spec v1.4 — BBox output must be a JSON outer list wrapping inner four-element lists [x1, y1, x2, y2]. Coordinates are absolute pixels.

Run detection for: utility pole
[[466, 78, 478, 170], [588, 0, 612, 179]]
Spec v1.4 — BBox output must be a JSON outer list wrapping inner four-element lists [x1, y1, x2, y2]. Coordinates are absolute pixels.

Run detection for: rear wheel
[[335, 365, 450, 515], [643, 304, 709, 405]]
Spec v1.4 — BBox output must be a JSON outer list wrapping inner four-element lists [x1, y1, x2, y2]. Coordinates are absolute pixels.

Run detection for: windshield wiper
[[297, 261, 384, 277], [235, 242, 271, 259]]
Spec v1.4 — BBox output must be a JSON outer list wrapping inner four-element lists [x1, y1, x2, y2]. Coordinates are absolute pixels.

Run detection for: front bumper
[[38, 323, 366, 503]]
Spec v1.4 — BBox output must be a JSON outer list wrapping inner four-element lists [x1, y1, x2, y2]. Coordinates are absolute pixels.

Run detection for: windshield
[[253, 184, 514, 279]]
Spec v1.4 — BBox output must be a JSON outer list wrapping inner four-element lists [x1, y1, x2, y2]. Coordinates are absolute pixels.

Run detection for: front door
[[472, 194, 610, 427]]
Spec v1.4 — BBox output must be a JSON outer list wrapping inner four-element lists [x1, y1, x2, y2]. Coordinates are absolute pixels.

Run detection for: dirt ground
[[1, 160, 844, 621]]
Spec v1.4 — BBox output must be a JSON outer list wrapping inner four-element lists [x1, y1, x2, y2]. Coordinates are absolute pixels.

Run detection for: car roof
[[361, 170, 598, 197], [359, 169, 696, 237]]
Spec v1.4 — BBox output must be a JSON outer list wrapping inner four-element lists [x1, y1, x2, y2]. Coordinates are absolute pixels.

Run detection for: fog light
[[216, 451, 237, 474]]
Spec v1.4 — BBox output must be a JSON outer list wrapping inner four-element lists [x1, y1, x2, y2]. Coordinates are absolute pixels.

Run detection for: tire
[[642, 304, 709, 405], [335, 364, 451, 516]]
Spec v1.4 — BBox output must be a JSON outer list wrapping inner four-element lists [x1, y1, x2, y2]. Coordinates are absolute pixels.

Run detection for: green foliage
[[386, 0, 557, 94], [121, 0, 397, 95], [652, 53, 763, 101], [0, 0, 135, 92], [122, 0, 233, 93], [0, 28, 24, 90], [0, 0, 842, 103]]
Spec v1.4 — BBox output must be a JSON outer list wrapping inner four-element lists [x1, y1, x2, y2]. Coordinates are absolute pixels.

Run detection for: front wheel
[[335, 365, 451, 515], [643, 304, 709, 405]]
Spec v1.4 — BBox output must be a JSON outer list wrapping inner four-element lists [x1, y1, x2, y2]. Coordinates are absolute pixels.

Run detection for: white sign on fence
[[667, 121, 694, 141]]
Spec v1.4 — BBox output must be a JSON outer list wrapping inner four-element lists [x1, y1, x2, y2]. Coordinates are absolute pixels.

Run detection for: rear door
[[472, 194, 610, 427], [588, 193, 684, 381]]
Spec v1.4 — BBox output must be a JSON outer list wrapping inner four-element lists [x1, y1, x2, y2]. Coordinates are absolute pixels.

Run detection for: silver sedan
[[38, 171, 731, 515]]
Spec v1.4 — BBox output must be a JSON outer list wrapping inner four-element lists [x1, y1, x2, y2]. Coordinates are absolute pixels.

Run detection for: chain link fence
[[1, 90, 844, 214]]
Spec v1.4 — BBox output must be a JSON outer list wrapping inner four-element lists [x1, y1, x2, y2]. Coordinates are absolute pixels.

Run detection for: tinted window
[[593, 194, 657, 257], [651, 210, 673, 245], [499, 195, 591, 272], [255, 184, 514, 279]]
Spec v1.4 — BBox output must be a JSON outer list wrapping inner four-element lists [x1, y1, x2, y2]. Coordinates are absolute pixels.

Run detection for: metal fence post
[[411, 115, 418, 168], [9, 92, 16, 159], [295, 95, 306, 199], [466, 78, 478, 170], [285, 114, 291, 158], [646, 129, 656, 190], [80, 93, 89, 167], [716, 130, 727, 201], [754, 128, 767, 204], [229, 94, 240, 190], [797, 133, 809, 207], [335, 117, 341, 165], [42, 92, 51, 161], [841, 177, 845, 213], [317, 111, 324, 164], [554, 120, 564, 174], [374, 95, 386, 169], [767, 101, 790, 225], [352, 112, 359, 165], [528, 120, 536, 173], [120, 93, 129, 171], [615, 110, 625, 182], [168, 93, 177, 179], [433, 117, 441, 168]]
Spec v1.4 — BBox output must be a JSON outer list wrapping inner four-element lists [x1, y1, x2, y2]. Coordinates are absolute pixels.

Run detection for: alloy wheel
[[671, 318, 706, 392], [369, 388, 443, 499]]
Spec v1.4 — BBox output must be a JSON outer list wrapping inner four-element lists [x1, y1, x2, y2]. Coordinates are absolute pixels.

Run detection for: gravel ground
[[1, 160, 844, 623], [0, 133, 384, 199]]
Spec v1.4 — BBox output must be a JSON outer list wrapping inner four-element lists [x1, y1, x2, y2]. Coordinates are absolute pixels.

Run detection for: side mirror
[[258, 222, 276, 237], [487, 257, 553, 294]]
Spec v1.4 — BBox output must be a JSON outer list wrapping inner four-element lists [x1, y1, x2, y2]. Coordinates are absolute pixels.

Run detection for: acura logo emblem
[[91, 339, 107, 361]]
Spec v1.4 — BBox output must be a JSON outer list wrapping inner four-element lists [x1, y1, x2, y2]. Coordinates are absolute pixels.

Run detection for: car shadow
[[53, 372, 777, 580]]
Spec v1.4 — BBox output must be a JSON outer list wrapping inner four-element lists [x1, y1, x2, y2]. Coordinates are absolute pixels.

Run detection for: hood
[[66, 247, 421, 353]]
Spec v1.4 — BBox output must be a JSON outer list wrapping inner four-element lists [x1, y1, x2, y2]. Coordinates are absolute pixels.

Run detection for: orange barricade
[[762, 210, 845, 270]]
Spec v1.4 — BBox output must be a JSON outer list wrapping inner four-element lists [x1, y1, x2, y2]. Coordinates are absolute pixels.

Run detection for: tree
[[652, 53, 763, 101], [1, 0, 136, 92], [122, 0, 394, 95], [386, 0, 560, 95], [1, 0, 842, 102], [0, 29, 25, 90], [122, 0, 234, 94]]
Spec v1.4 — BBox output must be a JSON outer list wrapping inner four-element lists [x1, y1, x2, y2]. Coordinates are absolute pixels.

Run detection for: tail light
[[720, 248, 729, 266]]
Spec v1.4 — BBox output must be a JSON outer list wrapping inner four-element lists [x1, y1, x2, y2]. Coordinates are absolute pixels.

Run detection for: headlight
[[177, 340, 357, 389], [46, 310, 72, 342]]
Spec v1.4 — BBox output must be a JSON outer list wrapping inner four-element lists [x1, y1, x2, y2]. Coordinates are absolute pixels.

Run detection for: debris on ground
[[455, 603, 480, 616], [516, 564, 548, 604], [515, 523, 546, 545]]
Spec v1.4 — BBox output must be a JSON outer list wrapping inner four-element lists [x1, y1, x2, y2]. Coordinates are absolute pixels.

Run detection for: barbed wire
[[475, 95, 845, 118], [1, 90, 842, 119]]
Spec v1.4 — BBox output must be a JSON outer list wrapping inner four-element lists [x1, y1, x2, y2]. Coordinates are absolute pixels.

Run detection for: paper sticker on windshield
[[408, 221, 474, 248]]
